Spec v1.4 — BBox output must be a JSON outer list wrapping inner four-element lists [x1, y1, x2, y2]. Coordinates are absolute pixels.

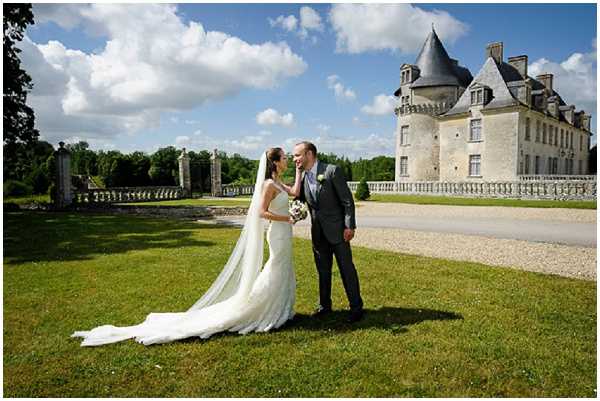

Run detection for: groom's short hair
[[297, 141, 317, 158]]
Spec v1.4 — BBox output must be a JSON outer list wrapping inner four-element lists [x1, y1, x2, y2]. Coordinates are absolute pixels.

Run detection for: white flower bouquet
[[289, 199, 308, 223]]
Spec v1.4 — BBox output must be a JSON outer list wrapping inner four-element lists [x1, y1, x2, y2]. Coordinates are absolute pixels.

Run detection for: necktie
[[306, 171, 316, 197]]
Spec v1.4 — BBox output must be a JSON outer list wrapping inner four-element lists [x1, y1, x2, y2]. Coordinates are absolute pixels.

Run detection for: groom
[[293, 141, 364, 323]]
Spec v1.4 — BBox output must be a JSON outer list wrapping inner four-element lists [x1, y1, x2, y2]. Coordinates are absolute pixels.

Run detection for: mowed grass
[[367, 193, 597, 209], [3, 211, 596, 397]]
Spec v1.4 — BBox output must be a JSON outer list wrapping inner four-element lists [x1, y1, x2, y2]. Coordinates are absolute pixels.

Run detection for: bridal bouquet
[[289, 199, 308, 223]]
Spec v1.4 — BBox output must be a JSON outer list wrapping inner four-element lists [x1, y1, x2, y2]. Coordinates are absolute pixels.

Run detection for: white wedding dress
[[72, 153, 295, 346]]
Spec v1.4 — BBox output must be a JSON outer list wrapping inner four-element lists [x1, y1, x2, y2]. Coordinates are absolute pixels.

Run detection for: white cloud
[[256, 108, 295, 127], [316, 124, 331, 133], [327, 75, 356, 101], [329, 4, 468, 54], [361, 94, 398, 116], [21, 4, 307, 144], [300, 6, 323, 32], [529, 42, 596, 132], [270, 6, 323, 42], [284, 132, 395, 160], [174, 131, 288, 159], [268, 15, 298, 32]]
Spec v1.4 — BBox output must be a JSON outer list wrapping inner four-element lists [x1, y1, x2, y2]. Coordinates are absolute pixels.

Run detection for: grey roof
[[445, 57, 519, 116], [411, 28, 472, 89]]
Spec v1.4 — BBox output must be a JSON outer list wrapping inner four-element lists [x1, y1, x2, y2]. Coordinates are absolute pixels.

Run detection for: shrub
[[355, 177, 370, 201], [3, 180, 33, 197]]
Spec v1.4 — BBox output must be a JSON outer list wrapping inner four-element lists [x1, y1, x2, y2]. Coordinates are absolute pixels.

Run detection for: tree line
[[3, 139, 396, 197]]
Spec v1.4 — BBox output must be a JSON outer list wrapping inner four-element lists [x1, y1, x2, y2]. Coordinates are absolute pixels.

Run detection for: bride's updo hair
[[265, 147, 283, 180]]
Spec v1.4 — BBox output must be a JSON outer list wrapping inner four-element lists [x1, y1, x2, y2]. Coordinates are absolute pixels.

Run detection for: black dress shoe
[[347, 309, 364, 323], [313, 307, 332, 318]]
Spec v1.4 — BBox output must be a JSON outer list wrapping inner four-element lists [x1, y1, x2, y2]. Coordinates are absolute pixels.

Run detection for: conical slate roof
[[411, 28, 470, 89]]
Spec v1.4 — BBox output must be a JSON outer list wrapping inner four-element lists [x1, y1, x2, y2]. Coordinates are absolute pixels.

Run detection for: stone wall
[[395, 113, 440, 181]]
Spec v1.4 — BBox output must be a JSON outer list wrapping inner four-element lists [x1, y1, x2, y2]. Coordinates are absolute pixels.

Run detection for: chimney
[[508, 55, 528, 79], [536, 73, 554, 92], [485, 42, 503, 64]]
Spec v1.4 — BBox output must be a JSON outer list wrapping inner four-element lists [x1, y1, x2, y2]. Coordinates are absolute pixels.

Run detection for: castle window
[[470, 87, 489, 105], [570, 131, 574, 149], [548, 126, 553, 146], [578, 159, 583, 174], [470, 119, 482, 141], [535, 120, 540, 142], [469, 155, 481, 176], [535, 156, 541, 174], [524, 154, 530, 174], [560, 128, 564, 147], [580, 134, 583, 151], [400, 125, 409, 145], [400, 156, 408, 176], [525, 117, 531, 141], [554, 127, 559, 146], [547, 157, 552, 174], [542, 123, 547, 144]]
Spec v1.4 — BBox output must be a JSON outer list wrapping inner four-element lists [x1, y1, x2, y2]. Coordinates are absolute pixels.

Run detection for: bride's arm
[[280, 166, 302, 197], [259, 181, 293, 223]]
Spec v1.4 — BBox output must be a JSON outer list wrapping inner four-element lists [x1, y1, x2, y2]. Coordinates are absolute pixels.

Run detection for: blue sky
[[23, 3, 597, 159]]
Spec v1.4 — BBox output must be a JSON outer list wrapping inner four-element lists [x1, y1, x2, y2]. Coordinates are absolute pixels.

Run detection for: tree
[[355, 176, 370, 201], [149, 146, 179, 186], [4, 3, 38, 147]]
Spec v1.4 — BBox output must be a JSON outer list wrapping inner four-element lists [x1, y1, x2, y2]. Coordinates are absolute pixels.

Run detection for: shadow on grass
[[284, 307, 463, 334], [166, 307, 463, 345], [4, 211, 223, 264]]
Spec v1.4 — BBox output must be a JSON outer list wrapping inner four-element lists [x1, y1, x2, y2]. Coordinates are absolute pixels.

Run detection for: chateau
[[394, 28, 593, 182]]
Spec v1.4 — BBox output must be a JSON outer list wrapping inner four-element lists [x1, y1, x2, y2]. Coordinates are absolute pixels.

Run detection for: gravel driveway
[[293, 202, 597, 281]]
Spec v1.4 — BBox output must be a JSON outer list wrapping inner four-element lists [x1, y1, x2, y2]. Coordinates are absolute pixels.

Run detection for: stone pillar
[[54, 141, 72, 208], [210, 148, 222, 197], [178, 148, 191, 197]]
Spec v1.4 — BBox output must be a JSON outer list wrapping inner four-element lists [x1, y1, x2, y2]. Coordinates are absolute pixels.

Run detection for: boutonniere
[[317, 174, 325, 183]]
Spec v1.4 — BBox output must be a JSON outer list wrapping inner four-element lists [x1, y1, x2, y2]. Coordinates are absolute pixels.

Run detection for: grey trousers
[[312, 222, 364, 312]]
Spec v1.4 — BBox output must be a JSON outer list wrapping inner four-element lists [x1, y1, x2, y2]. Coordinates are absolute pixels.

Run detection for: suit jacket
[[298, 162, 356, 245]]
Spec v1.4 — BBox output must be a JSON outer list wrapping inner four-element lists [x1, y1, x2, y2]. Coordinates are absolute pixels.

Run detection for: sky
[[21, 2, 597, 160]]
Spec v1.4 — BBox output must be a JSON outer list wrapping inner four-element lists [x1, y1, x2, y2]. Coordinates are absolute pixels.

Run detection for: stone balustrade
[[222, 184, 255, 197], [72, 186, 184, 204], [518, 175, 596, 181], [347, 180, 596, 200], [394, 102, 453, 117]]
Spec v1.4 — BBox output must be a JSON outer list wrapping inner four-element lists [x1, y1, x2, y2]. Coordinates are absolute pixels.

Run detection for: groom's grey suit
[[298, 161, 363, 313]]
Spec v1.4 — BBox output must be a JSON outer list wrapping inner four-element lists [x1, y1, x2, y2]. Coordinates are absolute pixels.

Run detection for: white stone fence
[[72, 186, 184, 204], [518, 175, 596, 181], [222, 184, 254, 197], [347, 180, 596, 200]]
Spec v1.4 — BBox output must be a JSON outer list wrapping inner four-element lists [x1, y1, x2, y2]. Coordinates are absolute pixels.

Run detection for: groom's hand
[[343, 228, 355, 242]]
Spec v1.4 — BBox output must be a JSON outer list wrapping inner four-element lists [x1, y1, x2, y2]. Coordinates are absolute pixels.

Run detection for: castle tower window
[[525, 117, 531, 141], [400, 125, 409, 145], [524, 154, 530, 174], [470, 119, 482, 141], [400, 156, 408, 176], [535, 120, 540, 142], [560, 128, 564, 147], [580, 134, 583, 151], [469, 155, 481, 176], [535, 156, 541, 174]]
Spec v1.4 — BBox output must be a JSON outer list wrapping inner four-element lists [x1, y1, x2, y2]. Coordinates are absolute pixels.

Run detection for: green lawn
[[366, 194, 597, 209], [3, 211, 596, 397]]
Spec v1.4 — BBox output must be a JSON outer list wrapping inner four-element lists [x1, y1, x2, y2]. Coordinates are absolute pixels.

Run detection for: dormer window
[[401, 69, 412, 84], [470, 84, 492, 105]]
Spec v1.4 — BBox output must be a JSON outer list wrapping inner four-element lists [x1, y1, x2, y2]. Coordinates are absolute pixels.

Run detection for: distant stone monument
[[178, 148, 191, 197], [54, 141, 72, 208], [211, 148, 222, 197]]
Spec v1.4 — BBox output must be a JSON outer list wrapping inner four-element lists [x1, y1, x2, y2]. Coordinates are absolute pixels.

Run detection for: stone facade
[[395, 29, 593, 182]]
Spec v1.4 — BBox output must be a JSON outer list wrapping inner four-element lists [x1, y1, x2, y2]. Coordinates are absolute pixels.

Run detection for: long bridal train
[[71, 153, 295, 346]]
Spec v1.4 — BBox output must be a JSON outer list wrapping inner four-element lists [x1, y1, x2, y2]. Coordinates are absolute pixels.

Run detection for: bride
[[72, 147, 302, 346]]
